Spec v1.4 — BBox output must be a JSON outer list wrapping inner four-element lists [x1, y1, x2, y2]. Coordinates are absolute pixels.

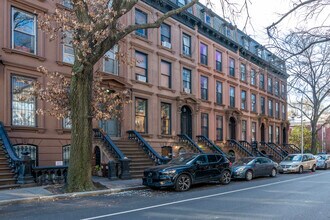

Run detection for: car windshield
[[233, 158, 254, 166], [283, 155, 302, 162], [168, 154, 198, 165], [317, 155, 327, 160]]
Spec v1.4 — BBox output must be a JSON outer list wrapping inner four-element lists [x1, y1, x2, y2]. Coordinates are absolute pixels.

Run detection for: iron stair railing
[[196, 135, 226, 156], [178, 134, 204, 154], [127, 130, 170, 165], [283, 144, 300, 154], [269, 142, 288, 157], [239, 141, 267, 157], [227, 139, 254, 157], [260, 141, 284, 162]]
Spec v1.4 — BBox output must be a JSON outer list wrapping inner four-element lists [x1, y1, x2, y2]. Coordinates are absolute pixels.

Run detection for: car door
[[302, 155, 309, 170], [261, 158, 273, 175], [194, 155, 210, 183], [254, 158, 264, 177], [207, 155, 222, 179]]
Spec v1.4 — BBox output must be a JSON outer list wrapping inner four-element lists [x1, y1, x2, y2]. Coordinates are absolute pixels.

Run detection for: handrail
[[269, 142, 288, 157], [93, 128, 126, 160], [178, 134, 204, 154], [32, 165, 68, 185], [228, 139, 254, 157], [0, 122, 22, 173], [196, 135, 225, 155], [127, 130, 170, 165], [283, 144, 300, 154], [239, 140, 267, 157], [260, 141, 284, 160]]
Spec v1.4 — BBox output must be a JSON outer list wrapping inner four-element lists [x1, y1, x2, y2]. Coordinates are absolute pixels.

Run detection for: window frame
[[135, 50, 148, 82], [135, 98, 148, 133], [241, 120, 247, 141], [161, 102, 171, 135], [229, 58, 235, 77], [230, 86, 235, 108], [160, 23, 171, 48], [201, 113, 209, 138], [241, 90, 247, 110], [182, 68, 192, 93], [200, 75, 208, 100], [216, 81, 223, 105], [135, 9, 148, 38], [182, 33, 191, 56], [200, 42, 208, 65], [160, 60, 172, 88], [215, 50, 222, 72], [216, 115, 223, 141], [240, 63, 246, 81], [251, 93, 256, 112], [103, 45, 119, 75]]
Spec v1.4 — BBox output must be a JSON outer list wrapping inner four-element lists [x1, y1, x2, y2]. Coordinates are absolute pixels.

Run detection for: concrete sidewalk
[[0, 177, 145, 206]]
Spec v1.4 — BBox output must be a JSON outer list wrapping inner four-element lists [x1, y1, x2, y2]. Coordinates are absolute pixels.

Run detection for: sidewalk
[[0, 177, 145, 206]]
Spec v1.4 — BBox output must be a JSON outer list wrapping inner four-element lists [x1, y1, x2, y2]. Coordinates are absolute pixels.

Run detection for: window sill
[[201, 99, 212, 104], [180, 91, 194, 96], [56, 61, 73, 67], [56, 129, 71, 134], [214, 69, 224, 75], [241, 109, 249, 113], [250, 84, 258, 88], [180, 54, 194, 62], [157, 45, 175, 54], [2, 48, 46, 61], [214, 102, 225, 107], [157, 135, 175, 139], [140, 133, 153, 138], [198, 63, 211, 70], [240, 79, 248, 84], [132, 34, 152, 44], [158, 86, 175, 93], [5, 126, 46, 133], [250, 111, 258, 115], [131, 79, 153, 87]]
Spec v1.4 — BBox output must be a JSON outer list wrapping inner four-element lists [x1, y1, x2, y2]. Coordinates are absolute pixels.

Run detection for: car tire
[[325, 164, 328, 170], [270, 168, 277, 177], [220, 170, 231, 185], [298, 166, 303, 174], [311, 164, 316, 172], [245, 170, 253, 181], [175, 174, 191, 192]]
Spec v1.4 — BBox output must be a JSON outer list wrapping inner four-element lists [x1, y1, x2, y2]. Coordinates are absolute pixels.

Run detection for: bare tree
[[37, 0, 198, 192], [285, 35, 330, 154]]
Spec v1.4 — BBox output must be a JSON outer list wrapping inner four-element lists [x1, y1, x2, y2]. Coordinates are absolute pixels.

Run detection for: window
[[177, 0, 193, 13], [259, 73, 265, 89], [62, 145, 70, 166], [200, 43, 208, 65], [282, 104, 286, 120], [11, 75, 36, 127], [250, 69, 256, 85], [281, 84, 286, 99], [240, 64, 246, 81], [200, 76, 208, 100], [274, 81, 279, 96], [135, 51, 148, 82], [241, 90, 247, 110], [268, 100, 273, 117], [11, 8, 37, 54], [135, 9, 147, 38], [241, 120, 247, 141], [62, 0, 73, 8], [135, 98, 147, 133], [268, 125, 273, 142], [229, 58, 235, 77], [242, 37, 249, 50], [160, 60, 171, 88], [161, 103, 171, 135], [267, 77, 273, 93], [63, 117, 72, 129], [63, 31, 74, 64], [104, 45, 118, 75], [215, 51, 222, 72], [275, 102, 279, 119], [251, 94, 256, 112], [182, 33, 191, 56], [216, 81, 223, 104], [216, 115, 223, 141], [161, 23, 171, 48], [182, 68, 191, 93], [251, 122, 257, 141], [230, 86, 235, 108], [205, 13, 212, 26], [276, 127, 280, 144], [13, 144, 38, 166], [261, 97, 265, 114], [201, 113, 209, 137]]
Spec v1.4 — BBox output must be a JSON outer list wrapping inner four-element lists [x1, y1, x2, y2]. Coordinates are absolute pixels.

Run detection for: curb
[[0, 185, 147, 206]]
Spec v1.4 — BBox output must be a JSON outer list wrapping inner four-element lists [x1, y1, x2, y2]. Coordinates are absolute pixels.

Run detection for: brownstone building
[[0, 0, 290, 179]]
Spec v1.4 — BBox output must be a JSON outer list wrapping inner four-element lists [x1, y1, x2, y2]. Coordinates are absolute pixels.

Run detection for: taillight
[[229, 161, 232, 167]]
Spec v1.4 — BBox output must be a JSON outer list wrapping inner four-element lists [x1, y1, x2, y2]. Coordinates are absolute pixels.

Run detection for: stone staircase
[[0, 141, 19, 190], [113, 139, 155, 178]]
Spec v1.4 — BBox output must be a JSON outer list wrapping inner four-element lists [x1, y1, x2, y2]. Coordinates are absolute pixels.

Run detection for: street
[[1, 170, 330, 220]]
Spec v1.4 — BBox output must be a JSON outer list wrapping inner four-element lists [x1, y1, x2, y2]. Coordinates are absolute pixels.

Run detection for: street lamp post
[[300, 97, 304, 156]]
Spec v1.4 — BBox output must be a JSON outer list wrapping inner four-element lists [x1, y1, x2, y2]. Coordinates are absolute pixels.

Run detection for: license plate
[[283, 168, 288, 171], [147, 178, 152, 184]]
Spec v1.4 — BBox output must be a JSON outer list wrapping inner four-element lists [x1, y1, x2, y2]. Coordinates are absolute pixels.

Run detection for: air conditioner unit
[[184, 88, 191, 94], [162, 41, 172, 49], [136, 75, 147, 82]]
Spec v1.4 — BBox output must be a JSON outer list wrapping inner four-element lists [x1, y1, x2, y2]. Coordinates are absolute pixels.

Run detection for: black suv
[[142, 153, 232, 191]]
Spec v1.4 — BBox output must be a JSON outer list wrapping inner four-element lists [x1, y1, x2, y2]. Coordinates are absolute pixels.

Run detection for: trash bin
[[161, 146, 172, 159]]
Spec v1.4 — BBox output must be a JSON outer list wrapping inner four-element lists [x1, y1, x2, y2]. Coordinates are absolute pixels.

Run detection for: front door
[[229, 117, 236, 140], [99, 119, 120, 137], [282, 127, 287, 145], [261, 123, 265, 142], [181, 105, 192, 138]]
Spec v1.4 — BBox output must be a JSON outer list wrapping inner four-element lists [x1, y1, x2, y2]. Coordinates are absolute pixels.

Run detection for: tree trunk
[[311, 123, 318, 154], [66, 64, 94, 192]]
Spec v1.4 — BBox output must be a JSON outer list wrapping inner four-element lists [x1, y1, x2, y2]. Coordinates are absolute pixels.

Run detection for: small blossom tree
[[36, 0, 198, 192]]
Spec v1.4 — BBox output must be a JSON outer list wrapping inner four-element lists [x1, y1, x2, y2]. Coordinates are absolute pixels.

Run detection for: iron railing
[[196, 135, 225, 155], [227, 139, 254, 157], [178, 134, 204, 154]]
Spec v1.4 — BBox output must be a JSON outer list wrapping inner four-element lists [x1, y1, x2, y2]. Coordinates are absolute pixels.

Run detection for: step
[[0, 173, 15, 179], [130, 161, 154, 166], [0, 163, 10, 169], [0, 184, 20, 190], [0, 178, 16, 186]]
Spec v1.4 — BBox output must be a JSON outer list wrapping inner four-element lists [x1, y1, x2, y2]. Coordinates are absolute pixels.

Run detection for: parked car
[[142, 153, 232, 191], [316, 154, 330, 169], [231, 157, 278, 181], [279, 153, 317, 174]]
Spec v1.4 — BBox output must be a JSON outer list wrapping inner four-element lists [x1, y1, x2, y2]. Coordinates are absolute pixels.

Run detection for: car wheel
[[325, 164, 328, 170], [311, 164, 316, 172], [245, 170, 253, 181], [220, 170, 231, 185], [270, 168, 277, 177], [175, 174, 191, 192], [298, 166, 303, 174]]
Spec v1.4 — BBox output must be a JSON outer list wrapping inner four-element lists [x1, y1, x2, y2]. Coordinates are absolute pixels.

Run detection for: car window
[[255, 158, 262, 164], [260, 158, 270, 164], [303, 155, 308, 161], [215, 155, 223, 162], [207, 155, 218, 163], [195, 155, 207, 164]]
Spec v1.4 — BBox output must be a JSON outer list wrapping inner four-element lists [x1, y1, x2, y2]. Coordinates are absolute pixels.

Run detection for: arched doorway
[[181, 105, 192, 138], [261, 123, 265, 142], [94, 146, 101, 166], [282, 127, 287, 144], [229, 117, 236, 140]]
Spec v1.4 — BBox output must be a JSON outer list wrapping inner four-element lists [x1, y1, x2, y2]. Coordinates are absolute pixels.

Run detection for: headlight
[[161, 169, 176, 175], [291, 165, 298, 168]]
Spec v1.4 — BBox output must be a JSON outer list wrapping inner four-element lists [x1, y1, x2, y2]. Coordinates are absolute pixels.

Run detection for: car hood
[[232, 165, 249, 170], [280, 161, 300, 166], [144, 164, 189, 172]]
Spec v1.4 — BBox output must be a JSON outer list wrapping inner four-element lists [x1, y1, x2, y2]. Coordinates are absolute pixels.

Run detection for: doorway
[[261, 123, 265, 142], [99, 119, 120, 137], [229, 117, 236, 140], [181, 105, 192, 138], [282, 127, 287, 144]]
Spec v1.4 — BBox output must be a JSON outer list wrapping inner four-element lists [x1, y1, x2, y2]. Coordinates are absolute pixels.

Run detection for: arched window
[[13, 144, 38, 166]]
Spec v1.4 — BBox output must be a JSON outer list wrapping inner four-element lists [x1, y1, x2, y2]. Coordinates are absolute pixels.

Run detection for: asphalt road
[[1, 170, 330, 220]]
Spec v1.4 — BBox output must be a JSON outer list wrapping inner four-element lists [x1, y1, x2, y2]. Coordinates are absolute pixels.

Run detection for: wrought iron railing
[[227, 139, 254, 157], [127, 130, 170, 165], [269, 142, 288, 157], [239, 141, 267, 157], [32, 166, 68, 185], [260, 142, 284, 162], [13, 144, 38, 166], [178, 134, 204, 154], [283, 144, 300, 154], [196, 135, 225, 155]]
